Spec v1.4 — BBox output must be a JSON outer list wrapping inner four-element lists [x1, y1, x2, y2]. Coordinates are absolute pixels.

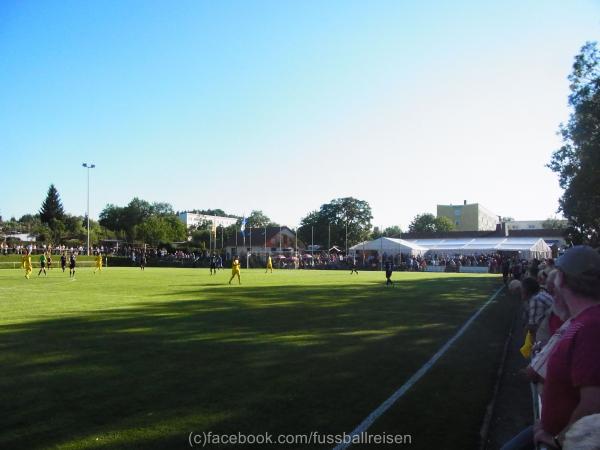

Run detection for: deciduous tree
[[549, 42, 600, 245]]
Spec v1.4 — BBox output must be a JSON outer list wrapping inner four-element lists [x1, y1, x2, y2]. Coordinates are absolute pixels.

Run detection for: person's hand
[[533, 423, 558, 448]]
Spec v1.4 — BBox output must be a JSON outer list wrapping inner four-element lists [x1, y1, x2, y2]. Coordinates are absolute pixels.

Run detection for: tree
[[298, 197, 373, 249], [434, 216, 455, 232], [99, 204, 124, 231], [549, 42, 600, 245], [39, 184, 65, 225], [101, 198, 186, 245], [371, 225, 403, 239], [122, 198, 153, 239], [409, 213, 437, 233], [136, 216, 169, 246], [245, 210, 278, 228], [151, 202, 175, 216], [408, 213, 456, 233]]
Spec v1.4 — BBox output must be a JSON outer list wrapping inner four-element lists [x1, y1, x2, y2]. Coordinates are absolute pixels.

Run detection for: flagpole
[[380, 229, 383, 271], [345, 223, 348, 257]]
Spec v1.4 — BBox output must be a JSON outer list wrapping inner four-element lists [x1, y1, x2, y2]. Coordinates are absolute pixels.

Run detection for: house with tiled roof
[[223, 226, 305, 259]]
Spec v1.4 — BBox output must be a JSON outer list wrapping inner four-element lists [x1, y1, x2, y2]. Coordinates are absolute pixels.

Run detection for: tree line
[[0, 188, 435, 251]]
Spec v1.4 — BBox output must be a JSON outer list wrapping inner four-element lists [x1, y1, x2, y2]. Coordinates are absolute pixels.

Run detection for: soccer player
[[229, 256, 241, 284], [46, 251, 53, 270], [385, 261, 393, 285], [69, 252, 77, 278], [265, 255, 273, 273], [60, 252, 67, 272], [94, 251, 103, 274], [22, 250, 33, 279], [139, 253, 147, 270], [350, 259, 358, 275], [209, 254, 217, 275], [38, 252, 47, 276]]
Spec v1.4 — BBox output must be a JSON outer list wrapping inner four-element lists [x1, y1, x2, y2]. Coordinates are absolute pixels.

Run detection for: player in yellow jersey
[[265, 255, 273, 273], [229, 256, 241, 284], [94, 251, 103, 274], [22, 250, 33, 279]]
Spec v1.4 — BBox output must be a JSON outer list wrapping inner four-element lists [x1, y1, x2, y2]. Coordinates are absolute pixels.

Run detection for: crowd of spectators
[[501, 246, 600, 450]]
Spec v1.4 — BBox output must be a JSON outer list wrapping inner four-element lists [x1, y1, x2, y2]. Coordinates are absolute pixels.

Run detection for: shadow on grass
[[1, 277, 501, 449]]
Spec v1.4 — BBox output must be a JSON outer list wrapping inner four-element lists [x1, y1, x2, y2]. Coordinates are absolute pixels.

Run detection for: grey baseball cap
[[556, 245, 600, 278]]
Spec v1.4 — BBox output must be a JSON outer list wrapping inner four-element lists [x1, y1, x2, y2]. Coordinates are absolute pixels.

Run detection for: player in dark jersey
[[385, 262, 393, 285], [38, 253, 47, 276], [60, 253, 67, 272], [69, 253, 77, 278], [209, 254, 217, 275]]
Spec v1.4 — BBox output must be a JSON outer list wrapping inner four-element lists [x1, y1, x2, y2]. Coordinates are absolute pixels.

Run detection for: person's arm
[[535, 386, 600, 447], [563, 385, 600, 432]]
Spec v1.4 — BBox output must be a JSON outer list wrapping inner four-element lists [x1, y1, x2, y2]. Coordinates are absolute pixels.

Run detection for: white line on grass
[[333, 284, 505, 450]]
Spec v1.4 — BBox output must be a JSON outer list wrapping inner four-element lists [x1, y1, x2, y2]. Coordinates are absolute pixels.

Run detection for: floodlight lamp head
[[82, 163, 87, 167]]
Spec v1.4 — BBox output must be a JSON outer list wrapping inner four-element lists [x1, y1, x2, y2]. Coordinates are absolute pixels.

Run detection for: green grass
[[0, 267, 511, 449]]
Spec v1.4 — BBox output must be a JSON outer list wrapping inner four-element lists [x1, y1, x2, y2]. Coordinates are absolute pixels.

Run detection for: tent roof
[[349, 237, 427, 252], [405, 237, 552, 253]]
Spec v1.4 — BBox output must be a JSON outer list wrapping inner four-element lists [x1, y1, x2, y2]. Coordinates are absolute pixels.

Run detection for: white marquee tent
[[349, 237, 552, 260], [349, 237, 428, 257], [404, 237, 552, 260]]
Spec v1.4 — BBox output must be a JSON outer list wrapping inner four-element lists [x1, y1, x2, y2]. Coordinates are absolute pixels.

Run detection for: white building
[[178, 212, 238, 229], [505, 220, 568, 230]]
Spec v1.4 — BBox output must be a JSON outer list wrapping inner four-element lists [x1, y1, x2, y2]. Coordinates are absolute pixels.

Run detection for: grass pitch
[[0, 267, 513, 449]]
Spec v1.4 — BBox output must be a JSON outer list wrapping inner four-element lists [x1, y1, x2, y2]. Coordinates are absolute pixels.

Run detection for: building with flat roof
[[505, 219, 568, 230], [178, 212, 238, 229], [437, 201, 498, 232]]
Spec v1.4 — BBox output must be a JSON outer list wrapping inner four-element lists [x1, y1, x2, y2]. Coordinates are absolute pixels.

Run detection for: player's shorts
[[40, 262, 46, 268], [70, 263, 76, 269]]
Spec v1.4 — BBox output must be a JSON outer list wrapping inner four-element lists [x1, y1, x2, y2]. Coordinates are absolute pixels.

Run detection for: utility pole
[[82, 163, 96, 255]]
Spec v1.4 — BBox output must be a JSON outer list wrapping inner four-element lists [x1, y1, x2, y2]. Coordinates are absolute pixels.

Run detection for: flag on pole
[[241, 217, 247, 234]]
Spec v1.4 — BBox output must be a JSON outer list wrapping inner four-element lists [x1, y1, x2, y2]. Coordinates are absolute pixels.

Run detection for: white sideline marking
[[333, 284, 505, 450]]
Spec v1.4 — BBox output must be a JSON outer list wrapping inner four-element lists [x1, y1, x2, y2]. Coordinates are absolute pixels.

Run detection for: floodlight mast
[[82, 163, 96, 256]]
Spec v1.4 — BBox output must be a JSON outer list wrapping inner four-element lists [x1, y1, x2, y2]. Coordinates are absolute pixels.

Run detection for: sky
[[1, 0, 599, 230]]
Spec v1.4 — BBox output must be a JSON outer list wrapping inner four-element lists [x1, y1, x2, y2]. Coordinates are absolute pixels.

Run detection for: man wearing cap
[[533, 246, 600, 449]]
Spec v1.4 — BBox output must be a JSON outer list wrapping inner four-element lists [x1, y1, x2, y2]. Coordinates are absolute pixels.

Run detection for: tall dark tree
[[371, 225, 403, 239], [299, 197, 372, 250], [408, 213, 437, 233], [549, 42, 600, 246], [39, 184, 65, 225], [408, 213, 456, 233], [241, 210, 278, 228]]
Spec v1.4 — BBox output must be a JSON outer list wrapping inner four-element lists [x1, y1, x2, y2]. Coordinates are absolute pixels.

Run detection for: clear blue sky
[[1, 0, 599, 229]]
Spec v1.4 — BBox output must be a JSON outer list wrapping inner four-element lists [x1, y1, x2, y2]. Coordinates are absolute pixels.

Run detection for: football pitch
[[0, 267, 515, 449]]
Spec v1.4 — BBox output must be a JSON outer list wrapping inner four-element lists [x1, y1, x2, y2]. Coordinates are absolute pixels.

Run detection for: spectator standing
[[534, 246, 600, 449]]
